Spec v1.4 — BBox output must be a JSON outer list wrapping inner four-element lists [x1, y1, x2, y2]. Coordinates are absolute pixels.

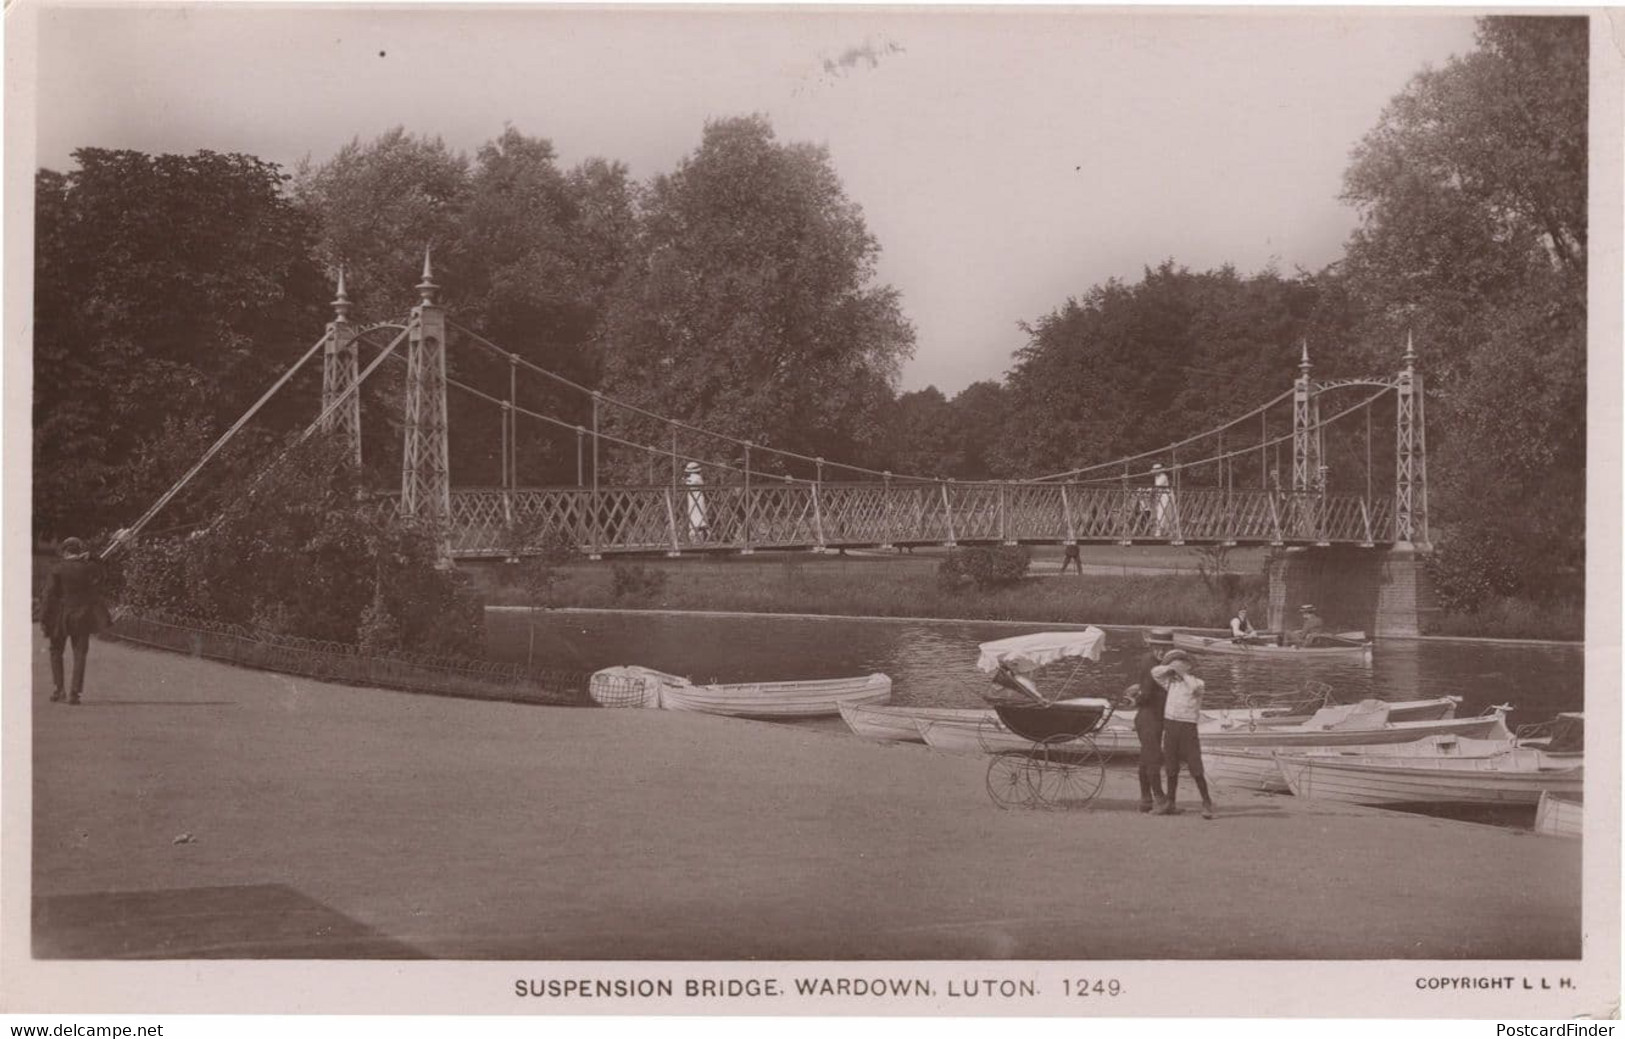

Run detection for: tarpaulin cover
[[976, 627, 1106, 675]]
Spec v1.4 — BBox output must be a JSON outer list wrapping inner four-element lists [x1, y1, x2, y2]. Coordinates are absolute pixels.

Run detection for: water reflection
[[487, 611, 1583, 730]]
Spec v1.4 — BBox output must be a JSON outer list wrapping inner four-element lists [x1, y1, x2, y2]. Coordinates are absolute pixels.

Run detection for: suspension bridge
[[120, 252, 1436, 634]]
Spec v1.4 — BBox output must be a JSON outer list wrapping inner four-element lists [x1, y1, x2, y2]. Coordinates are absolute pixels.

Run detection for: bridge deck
[[384, 483, 1396, 558]]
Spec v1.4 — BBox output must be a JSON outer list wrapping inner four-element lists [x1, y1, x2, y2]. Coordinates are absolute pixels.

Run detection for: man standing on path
[[1151, 649, 1215, 819], [1130, 633, 1169, 813], [1059, 543, 1082, 576], [41, 536, 111, 705]]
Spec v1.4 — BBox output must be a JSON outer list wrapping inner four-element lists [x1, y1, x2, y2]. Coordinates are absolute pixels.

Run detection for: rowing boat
[[838, 702, 988, 742], [1274, 748, 1583, 806], [1534, 791, 1582, 839], [917, 708, 1143, 758], [589, 665, 892, 718], [1171, 632, 1374, 663], [1197, 705, 1512, 749]]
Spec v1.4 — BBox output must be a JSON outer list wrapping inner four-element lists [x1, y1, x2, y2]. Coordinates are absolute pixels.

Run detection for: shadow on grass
[[34, 884, 424, 958]]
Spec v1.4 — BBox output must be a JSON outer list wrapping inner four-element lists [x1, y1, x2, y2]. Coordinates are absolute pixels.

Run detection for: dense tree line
[[33, 17, 1585, 601]]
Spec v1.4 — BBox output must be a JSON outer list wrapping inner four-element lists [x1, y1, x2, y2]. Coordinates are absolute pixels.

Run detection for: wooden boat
[[918, 709, 1143, 758], [1274, 747, 1582, 806], [1202, 747, 1294, 794], [839, 702, 988, 742], [1197, 704, 1512, 750], [1534, 791, 1582, 839], [589, 665, 891, 718], [1172, 632, 1373, 664]]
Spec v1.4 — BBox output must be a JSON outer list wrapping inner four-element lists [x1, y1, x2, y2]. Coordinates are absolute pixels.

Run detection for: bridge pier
[[1267, 545, 1436, 638]]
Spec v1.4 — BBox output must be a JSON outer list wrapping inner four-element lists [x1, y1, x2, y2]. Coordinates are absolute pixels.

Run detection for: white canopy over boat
[[976, 628, 1106, 675]]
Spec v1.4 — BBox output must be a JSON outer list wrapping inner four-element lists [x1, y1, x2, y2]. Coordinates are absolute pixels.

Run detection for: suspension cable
[[100, 330, 334, 559]]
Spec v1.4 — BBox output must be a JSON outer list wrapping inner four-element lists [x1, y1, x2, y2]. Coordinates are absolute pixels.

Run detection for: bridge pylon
[[320, 267, 362, 467], [401, 249, 453, 563]]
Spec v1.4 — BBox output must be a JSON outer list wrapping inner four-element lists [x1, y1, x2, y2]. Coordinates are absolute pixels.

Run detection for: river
[[486, 609, 1583, 734]]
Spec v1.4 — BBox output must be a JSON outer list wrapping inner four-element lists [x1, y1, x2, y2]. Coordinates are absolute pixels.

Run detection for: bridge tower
[[1393, 332, 1429, 548], [401, 249, 452, 559], [1291, 341, 1320, 492], [320, 267, 362, 467]]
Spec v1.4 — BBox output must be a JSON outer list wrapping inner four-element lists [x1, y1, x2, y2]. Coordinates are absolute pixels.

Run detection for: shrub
[[116, 434, 486, 656], [937, 545, 1032, 591], [610, 562, 669, 601]]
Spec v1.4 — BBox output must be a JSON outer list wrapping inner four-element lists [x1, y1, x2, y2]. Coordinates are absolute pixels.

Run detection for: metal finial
[[417, 247, 438, 304], [332, 265, 351, 322], [1299, 340, 1312, 374], [1403, 330, 1416, 371]]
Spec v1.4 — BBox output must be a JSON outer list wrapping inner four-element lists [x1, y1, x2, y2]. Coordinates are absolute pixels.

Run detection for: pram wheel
[[1030, 735, 1106, 809], [985, 751, 1036, 809]]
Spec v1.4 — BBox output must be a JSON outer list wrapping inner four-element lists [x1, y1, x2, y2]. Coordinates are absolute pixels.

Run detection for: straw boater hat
[[1160, 649, 1192, 672], [1299, 603, 1317, 613], [685, 461, 702, 472]]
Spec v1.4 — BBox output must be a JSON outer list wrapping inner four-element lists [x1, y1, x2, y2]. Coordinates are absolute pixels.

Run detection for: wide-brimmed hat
[[684, 461, 702, 471], [1299, 603, 1317, 612], [1145, 627, 1175, 645], [1160, 649, 1191, 665]]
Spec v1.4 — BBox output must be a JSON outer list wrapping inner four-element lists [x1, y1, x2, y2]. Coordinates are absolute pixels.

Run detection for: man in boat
[[1289, 603, 1325, 648], [1229, 607, 1261, 644], [1149, 650, 1215, 819], [1128, 635, 1170, 813]]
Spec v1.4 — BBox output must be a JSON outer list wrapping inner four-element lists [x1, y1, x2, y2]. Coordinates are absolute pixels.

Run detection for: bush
[[116, 434, 487, 656], [1427, 524, 1521, 614], [937, 545, 1031, 591], [610, 562, 669, 602]]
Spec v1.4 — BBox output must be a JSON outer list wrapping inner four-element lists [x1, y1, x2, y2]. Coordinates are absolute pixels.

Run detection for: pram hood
[[976, 627, 1106, 676]]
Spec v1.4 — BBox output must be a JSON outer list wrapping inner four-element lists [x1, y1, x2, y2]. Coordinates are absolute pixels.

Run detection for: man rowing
[[1228, 607, 1264, 644]]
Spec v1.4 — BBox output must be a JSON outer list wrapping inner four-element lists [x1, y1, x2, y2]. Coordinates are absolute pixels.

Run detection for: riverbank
[[464, 546, 1584, 642], [30, 632, 1580, 965]]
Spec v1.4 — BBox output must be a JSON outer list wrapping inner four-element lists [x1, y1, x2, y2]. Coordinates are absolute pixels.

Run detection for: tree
[[597, 115, 915, 476], [994, 263, 1321, 479], [1339, 16, 1587, 579], [33, 149, 328, 540]]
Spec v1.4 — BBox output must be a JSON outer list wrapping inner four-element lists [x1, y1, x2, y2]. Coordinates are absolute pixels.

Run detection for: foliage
[[1339, 16, 1587, 581], [993, 263, 1319, 479], [937, 546, 1032, 591], [1193, 544, 1241, 606], [293, 126, 638, 486], [883, 381, 1012, 480], [1426, 523, 1522, 614], [117, 435, 486, 655], [598, 115, 915, 476], [33, 148, 329, 540], [610, 562, 669, 601]]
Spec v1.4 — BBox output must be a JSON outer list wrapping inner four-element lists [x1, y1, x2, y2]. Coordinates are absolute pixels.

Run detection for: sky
[[24, 3, 1480, 394]]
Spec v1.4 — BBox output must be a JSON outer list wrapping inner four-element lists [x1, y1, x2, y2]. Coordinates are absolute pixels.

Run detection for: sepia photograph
[[3, 0, 1620, 1023]]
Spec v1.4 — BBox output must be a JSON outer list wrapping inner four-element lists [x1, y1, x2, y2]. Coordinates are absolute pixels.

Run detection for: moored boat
[[589, 665, 891, 718], [839, 702, 989, 742], [1534, 791, 1582, 839], [1274, 747, 1582, 806], [918, 710, 1143, 758], [1171, 632, 1373, 664], [1197, 704, 1512, 750]]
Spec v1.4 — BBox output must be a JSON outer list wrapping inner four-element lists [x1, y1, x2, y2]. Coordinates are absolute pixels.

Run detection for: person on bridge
[[1229, 607, 1261, 643], [1128, 635, 1169, 813], [1150, 464, 1172, 536], [683, 461, 708, 541], [1150, 650, 1215, 819], [41, 536, 112, 705], [1290, 604, 1325, 648]]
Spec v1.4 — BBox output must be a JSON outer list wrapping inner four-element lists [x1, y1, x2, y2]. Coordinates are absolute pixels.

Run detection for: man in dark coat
[[41, 537, 111, 705], [1129, 634, 1169, 812]]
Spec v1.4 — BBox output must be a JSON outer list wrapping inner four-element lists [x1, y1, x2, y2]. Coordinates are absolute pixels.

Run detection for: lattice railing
[[383, 484, 1398, 557]]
